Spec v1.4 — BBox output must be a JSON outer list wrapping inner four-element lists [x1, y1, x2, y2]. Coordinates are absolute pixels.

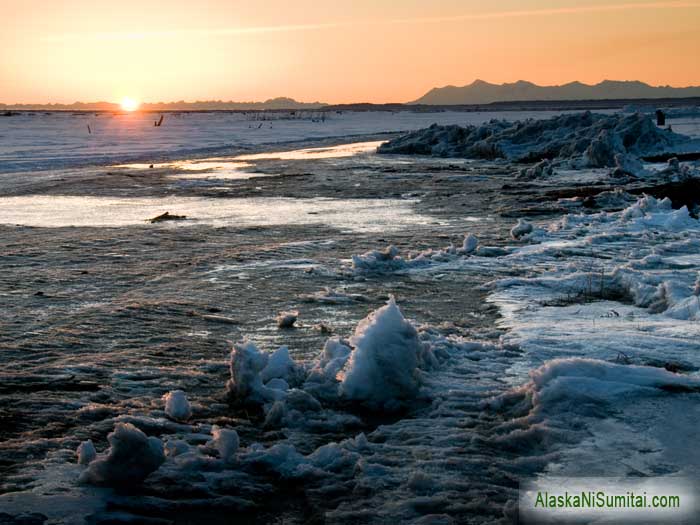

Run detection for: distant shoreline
[[3, 96, 699, 115]]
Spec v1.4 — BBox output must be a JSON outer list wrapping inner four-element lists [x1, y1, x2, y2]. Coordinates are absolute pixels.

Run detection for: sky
[[1, 0, 699, 104]]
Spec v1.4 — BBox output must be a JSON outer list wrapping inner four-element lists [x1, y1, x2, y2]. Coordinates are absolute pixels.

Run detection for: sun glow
[[120, 97, 139, 112]]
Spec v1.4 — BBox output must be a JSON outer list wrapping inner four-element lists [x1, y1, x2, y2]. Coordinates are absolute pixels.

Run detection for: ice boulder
[[261, 346, 298, 384], [76, 440, 96, 465], [163, 390, 192, 421], [461, 233, 479, 254], [510, 219, 534, 240], [79, 423, 165, 486], [208, 425, 239, 463], [227, 341, 284, 405], [339, 298, 425, 409], [304, 338, 353, 400]]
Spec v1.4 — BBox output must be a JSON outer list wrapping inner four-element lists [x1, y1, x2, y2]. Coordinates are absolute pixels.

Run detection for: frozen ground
[[0, 110, 614, 173], [1, 110, 700, 524]]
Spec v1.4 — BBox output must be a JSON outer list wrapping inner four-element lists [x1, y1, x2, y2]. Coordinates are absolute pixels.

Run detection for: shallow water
[[0, 195, 449, 231]]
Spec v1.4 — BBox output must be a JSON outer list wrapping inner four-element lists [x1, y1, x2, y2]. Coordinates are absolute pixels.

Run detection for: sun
[[120, 97, 140, 112]]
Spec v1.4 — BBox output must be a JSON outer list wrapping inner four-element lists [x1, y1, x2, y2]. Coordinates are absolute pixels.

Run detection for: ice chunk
[[208, 425, 239, 463], [461, 233, 478, 254], [351, 245, 407, 273], [266, 378, 290, 391], [510, 219, 533, 240], [76, 440, 96, 465], [227, 341, 283, 405], [162, 390, 192, 421], [339, 298, 425, 409], [518, 159, 553, 180], [164, 439, 191, 458], [260, 346, 296, 383], [79, 423, 165, 486]]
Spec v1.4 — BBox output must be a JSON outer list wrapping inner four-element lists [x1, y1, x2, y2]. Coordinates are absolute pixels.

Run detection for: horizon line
[[3, 78, 700, 107]]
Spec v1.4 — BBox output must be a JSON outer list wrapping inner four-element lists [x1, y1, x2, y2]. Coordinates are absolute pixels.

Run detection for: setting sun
[[120, 97, 139, 112]]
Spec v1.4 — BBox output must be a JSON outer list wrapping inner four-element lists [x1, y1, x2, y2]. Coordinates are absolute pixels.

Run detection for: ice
[[227, 341, 283, 405], [162, 390, 192, 422], [490, 358, 700, 416], [510, 219, 533, 240], [461, 233, 479, 254], [260, 346, 298, 383], [304, 337, 352, 399], [350, 236, 483, 275], [518, 159, 553, 180], [351, 245, 408, 273], [0, 109, 610, 173], [378, 112, 695, 166], [207, 426, 240, 463], [300, 287, 369, 304], [76, 440, 96, 465], [338, 298, 427, 410], [79, 423, 165, 486]]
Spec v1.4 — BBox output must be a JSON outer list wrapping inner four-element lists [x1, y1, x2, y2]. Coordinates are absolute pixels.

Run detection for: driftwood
[[154, 115, 164, 127], [148, 211, 187, 223]]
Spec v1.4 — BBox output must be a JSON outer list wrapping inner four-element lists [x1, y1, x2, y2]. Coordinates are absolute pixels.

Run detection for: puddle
[[112, 141, 385, 180], [233, 141, 384, 161], [116, 160, 260, 180], [0, 195, 446, 232]]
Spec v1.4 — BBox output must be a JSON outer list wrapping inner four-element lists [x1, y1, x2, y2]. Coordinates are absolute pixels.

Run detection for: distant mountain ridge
[[411, 80, 700, 105], [0, 97, 327, 111]]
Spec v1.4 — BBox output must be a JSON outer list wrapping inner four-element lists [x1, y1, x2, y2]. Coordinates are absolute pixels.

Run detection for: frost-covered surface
[[378, 112, 697, 166], [0, 109, 592, 173]]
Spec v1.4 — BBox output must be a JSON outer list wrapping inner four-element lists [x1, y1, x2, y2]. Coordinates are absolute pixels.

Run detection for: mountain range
[[411, 80, 700, 105], [0, 97, 326, 112]]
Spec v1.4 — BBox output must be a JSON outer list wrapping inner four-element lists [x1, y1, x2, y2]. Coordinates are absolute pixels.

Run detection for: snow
[[79, 423, 165, 486], [162, 390, 192, 421]]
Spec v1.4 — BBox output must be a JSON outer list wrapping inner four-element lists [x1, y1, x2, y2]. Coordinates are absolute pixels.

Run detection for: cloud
[[41, 1, 700, 43]]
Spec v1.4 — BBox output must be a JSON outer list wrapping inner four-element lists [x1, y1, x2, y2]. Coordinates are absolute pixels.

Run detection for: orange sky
[[1, 0, 699, 104]]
